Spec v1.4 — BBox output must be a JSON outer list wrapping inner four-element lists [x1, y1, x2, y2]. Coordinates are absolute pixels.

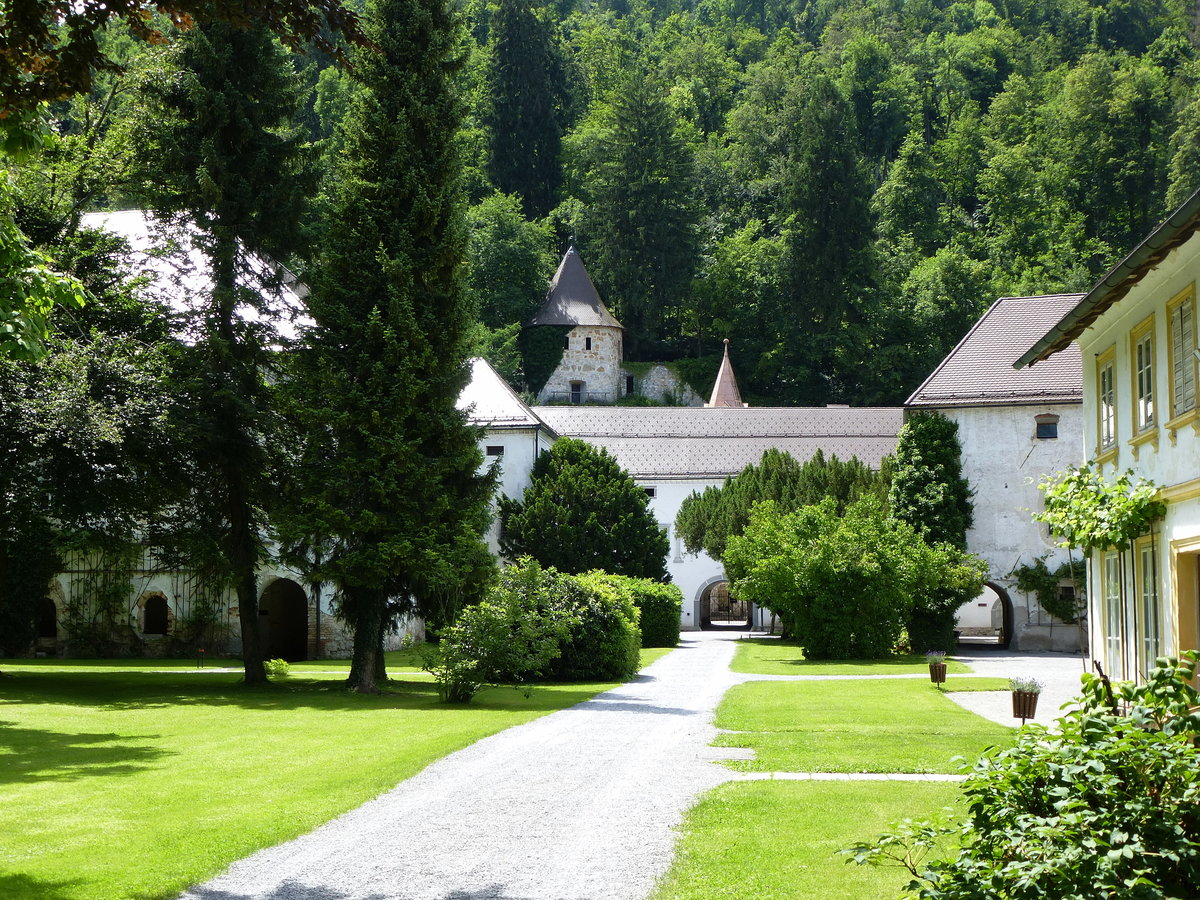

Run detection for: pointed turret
[[527, 246, 622, 328], [706, 339, 747, 408]]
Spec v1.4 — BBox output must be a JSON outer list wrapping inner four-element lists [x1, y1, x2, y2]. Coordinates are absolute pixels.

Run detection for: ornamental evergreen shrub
[[555, 572, 641, 680]]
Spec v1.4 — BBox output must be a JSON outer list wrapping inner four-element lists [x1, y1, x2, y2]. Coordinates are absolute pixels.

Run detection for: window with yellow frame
[[1167, 285, 1197, 423], [1097, 346, 1117, 456], [1130, 314, 1156, 433]]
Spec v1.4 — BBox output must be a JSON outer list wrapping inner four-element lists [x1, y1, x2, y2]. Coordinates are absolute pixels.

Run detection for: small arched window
[[143, 595, 169, 635]]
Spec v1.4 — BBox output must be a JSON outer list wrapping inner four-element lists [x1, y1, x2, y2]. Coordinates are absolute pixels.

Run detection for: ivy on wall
[[518, 325, 571, 395], [1010, 555, 1088, 623]]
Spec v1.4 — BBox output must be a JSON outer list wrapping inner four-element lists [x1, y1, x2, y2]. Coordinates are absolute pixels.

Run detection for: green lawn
[[731, 639, 972, 676], [714, 678, 1014, 774], [650, 780, 962, 900], [0, 647, 671, 900]]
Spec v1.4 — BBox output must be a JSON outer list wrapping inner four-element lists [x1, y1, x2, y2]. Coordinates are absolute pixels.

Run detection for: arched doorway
[[37, 596, 58, 640], [698, 579, 750, 630], [954, 582, 1014, 649], [259, 579, 309, 661]]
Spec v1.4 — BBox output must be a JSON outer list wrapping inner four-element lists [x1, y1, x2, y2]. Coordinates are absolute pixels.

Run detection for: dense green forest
[[14, 0, 1200, 408]]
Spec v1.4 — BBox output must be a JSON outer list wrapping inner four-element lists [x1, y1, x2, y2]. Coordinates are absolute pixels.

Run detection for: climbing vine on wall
[[1034, 466, 1166, 553], [1010, 555, 1088, 623], [518, 325, 571, 395]]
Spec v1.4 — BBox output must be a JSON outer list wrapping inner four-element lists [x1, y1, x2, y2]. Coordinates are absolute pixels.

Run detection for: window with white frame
[[1132, 317, 1155, 431], [1103, 551, 1122, 677], [1137, 540, 1161, 678], [1098, 349, 1116, 451]]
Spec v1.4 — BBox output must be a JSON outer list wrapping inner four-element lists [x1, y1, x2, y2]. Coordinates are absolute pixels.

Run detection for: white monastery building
[[907, 294, 1087, 651]]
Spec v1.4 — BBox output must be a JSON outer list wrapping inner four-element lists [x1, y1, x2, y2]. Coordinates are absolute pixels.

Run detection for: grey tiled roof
[[532, 406, 903, 477], [459, 358, 548, 430], [907, 295, 1084, 408], [526, 247, 622, 328]]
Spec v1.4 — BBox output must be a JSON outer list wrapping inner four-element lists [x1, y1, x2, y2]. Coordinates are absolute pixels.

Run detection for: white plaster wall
[[538, 325, 623, 403], [942, 402, 1086, 651], [477, 425, 556, 553], [642, 477, 734, 631]]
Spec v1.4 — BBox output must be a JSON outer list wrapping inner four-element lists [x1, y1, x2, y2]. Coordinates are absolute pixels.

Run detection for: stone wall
[[627, 364, 704, 406], [538, 324, 623, 404]]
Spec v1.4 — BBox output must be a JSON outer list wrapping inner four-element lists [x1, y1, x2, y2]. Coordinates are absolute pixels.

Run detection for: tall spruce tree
[[773, 71, 877, 404], [133, 23, 310, 685], [482, 0, 569, 220], [580, 70, 698, 358], [888, 412, 973, 549], [281, 0, 495, 693]]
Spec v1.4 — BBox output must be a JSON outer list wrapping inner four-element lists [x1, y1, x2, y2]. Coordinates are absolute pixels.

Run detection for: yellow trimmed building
[[1020, 189, 1200, 681]]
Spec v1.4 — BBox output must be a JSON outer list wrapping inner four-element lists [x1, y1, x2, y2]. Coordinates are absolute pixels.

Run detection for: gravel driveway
[[180, 634, 743, 900]]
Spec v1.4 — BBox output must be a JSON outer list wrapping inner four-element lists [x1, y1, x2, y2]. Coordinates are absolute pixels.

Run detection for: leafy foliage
[[725, 497, 985, 659], [848, 652, 1200, 899], [424, 558, 582, 702], [1035, 465, 1167, 552], [554, 571, 641, 681], [889, 412, 973, 549], [500, 437, 669, 580], [675, 448, 889, 561], [518, 323, 571, 394], [1010, 554, 1088, 624]]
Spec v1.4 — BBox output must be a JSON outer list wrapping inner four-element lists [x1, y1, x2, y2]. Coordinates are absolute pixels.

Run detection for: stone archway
[[697, 579, 751, 630], [955, 582, 1014, 649], [259, 579, 309, 662]]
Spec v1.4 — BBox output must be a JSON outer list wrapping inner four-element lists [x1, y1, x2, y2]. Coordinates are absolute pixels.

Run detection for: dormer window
[[1035, 413, 1059, 440]]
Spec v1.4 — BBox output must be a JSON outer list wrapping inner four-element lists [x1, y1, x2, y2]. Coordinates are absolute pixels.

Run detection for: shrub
[[848, 652, 1200, 898], [264, 658, 290, 677], [904, 540, 988, 654], [425, 558, 580, 702], [554, 572, 641, 680], [624, 577, 682, 648]]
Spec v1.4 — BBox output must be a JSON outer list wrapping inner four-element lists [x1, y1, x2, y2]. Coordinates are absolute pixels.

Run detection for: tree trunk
[[347, 586, 384, 693], [375, 625, 389, 685]]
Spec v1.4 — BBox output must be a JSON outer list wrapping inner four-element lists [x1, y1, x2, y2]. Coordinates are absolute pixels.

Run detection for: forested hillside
[[16, 0, 1200, 405]]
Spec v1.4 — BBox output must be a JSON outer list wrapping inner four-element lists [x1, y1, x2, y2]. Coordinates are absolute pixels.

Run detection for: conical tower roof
[[526, 246, 622, 329], [706, 339, 746, 408]]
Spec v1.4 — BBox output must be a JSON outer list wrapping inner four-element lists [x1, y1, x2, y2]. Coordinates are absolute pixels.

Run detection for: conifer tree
[[499, 438, 669, 580], [482, 0, 570, 220], [580, 70, 698, 358], [888, 412, 974, 549], [281, 0, 495, 693], [133, 23, 310, 685]]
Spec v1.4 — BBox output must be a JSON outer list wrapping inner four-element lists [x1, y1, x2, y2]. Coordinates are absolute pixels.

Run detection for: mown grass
[[650, 780, 962, 900], [731, 638, 972, 676], [714, 678, 1014, 774], [0, 647, 671, 900]]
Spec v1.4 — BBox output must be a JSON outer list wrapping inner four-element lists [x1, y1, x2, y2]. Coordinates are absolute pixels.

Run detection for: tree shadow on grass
[[0, 719, 169, 785], [0, 671, 608, 716], [0, 870, 88, 900]]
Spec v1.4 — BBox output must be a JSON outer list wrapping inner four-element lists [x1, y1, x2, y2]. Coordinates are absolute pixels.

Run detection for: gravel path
[[945, 647, 1089, 729], [180, 634, 744, 900]]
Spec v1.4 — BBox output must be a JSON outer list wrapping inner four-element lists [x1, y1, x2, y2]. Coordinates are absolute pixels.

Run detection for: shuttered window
[[1169, 290, 1196, 418]]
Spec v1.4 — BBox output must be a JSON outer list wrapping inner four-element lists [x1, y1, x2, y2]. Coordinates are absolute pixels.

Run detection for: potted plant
[[926, 651, 948, 688], [1010, 676, 1042, 723]]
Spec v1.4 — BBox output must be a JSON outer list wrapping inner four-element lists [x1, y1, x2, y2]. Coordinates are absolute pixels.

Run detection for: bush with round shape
[[554, 572, 641, 680]]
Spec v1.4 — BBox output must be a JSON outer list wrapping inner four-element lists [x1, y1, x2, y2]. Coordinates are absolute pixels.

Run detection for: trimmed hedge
[[556, 572, 642, 680], [573, 572, 682, 648]]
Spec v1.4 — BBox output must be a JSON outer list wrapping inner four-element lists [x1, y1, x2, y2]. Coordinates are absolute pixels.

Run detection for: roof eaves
[[1017, 187, 1200, 368]]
